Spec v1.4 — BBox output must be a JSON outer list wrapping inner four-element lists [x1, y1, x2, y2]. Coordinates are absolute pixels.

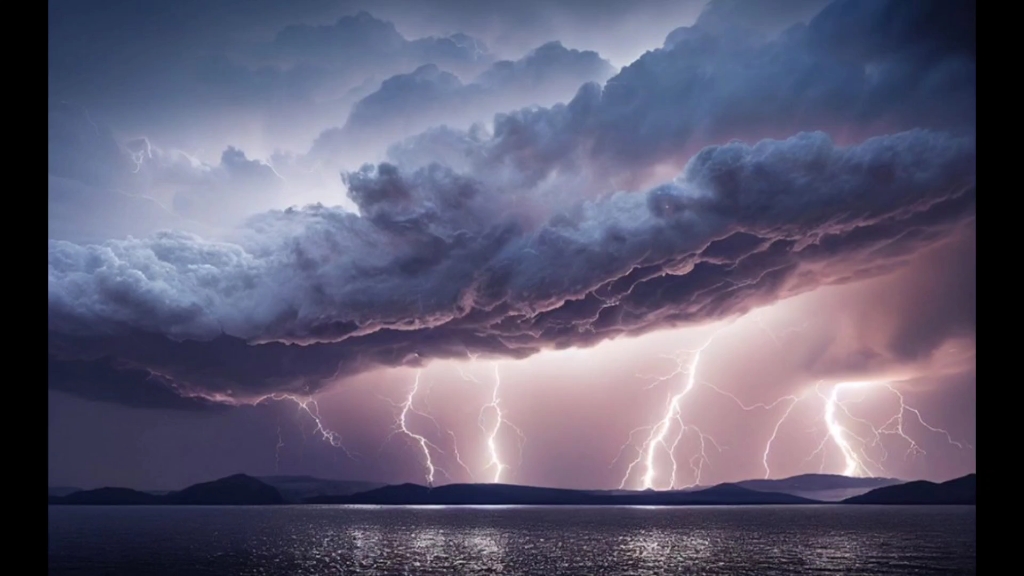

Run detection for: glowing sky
[[47, 0, 975, 491]]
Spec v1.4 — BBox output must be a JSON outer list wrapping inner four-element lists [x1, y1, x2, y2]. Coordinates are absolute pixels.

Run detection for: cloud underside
[[48, 129, 975, 408]]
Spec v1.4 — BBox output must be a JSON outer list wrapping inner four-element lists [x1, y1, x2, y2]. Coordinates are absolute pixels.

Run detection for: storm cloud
[[308, 41, 616, 163], [391, 0, 974, 195], [47, 0, 975, 410], [49, 128, 975, 407]]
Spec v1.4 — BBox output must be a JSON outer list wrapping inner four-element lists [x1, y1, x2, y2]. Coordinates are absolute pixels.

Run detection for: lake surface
[[48, 505, 975, 575]]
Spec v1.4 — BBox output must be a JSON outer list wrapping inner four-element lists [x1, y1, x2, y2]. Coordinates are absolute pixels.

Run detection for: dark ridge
[[257, 475, 386, 502], [49, 473, 974, 507], [842, 474, 976, 505], [51, 487, 163, 505], [306, 481, 818, 505], [164, 474, 284, 505], [49, 474, 284, 506], [737, 473, 902, 492]]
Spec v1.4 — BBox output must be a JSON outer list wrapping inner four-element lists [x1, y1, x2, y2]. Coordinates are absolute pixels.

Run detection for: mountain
[[51, 472, 967, 507], [307, 482, 818, 506], [843, 474, 976, 505], [258, 475, 385, 503], [50, 487, 163, 505], [164, 474, 284, 505], [656, 483, 819, 505], [737, 474, 904, 502], [49, 474, 285, 505]]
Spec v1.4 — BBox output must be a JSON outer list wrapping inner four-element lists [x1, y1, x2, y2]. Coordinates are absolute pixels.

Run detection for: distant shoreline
[[48, 472, 975, 507]]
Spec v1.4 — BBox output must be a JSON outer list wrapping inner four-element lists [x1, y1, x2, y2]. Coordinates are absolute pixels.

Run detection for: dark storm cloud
[[47, 355, 229, 412], [48, 129, 976, 406], [48, 37, 617, 240], [396, 0, 974, 193], [308, 42, 615, 162], [46, 0, 975, 409]]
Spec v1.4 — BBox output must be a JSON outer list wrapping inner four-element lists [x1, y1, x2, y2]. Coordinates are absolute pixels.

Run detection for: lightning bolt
[[458, 360, 526, 483], [820, 382, 875, 476], [482, 364, 508, 483], [256, 394, 358, 460], [760, 398, 802, 479], [382, 371, 448, 486], [815, 381, 971, 477], [618, 331, 725, 490], [702, 381, 805, 480], [448, 431, 474, 482], [617, 312, 970, 486]]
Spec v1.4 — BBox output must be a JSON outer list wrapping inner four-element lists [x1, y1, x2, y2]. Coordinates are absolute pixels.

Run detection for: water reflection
[[48, 505, 976, 576], [619, 529, 714, 572]]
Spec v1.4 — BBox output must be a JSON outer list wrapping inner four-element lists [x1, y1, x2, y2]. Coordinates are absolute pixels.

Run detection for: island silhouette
[[843, 473, 976, 505], [47, 473, 975, 506]]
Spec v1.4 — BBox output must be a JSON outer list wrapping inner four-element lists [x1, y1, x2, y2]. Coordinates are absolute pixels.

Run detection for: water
[[48, 505, 975, 575]]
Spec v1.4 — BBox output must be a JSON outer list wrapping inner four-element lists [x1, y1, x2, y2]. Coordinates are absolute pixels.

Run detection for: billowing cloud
[[46, 0, 975, 411], [393, 0, 974, 195], [309, 41, 616, 163], [47, 0, 975, 495], [48, 129, 975, 407]]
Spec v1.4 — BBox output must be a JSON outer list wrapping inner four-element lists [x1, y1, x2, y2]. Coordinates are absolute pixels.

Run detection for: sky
[[48, 0, 976, 491]]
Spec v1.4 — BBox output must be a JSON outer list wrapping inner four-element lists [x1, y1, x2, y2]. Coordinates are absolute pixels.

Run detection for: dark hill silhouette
[[258, 475, 385, 503], [49, 474, 284, 505], [843, 473, 975, 505], [165, 474, 284, 505], [306, 482, 818, 505], [662, 483, 817, 504], [737, 474, 903, 502], [50, 473, 973, 507], [51, 487, 163, 505]]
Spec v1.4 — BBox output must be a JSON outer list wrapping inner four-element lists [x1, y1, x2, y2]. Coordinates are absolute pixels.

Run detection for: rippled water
[[48, 505, 975, 575]]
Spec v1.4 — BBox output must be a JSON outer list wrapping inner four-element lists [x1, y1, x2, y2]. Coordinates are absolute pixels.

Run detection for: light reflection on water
[[48, 505, 975, 576]]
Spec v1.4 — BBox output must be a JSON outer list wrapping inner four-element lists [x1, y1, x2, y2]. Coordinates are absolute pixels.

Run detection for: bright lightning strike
[[811, 381, 971, 477], [458, 361, 526, 484], [383, 371, 448, 486], [761, 397, 802, 479], [701, 381, 805, 480], [618, 331, 725, 490], [820, 382, 874, 476], [482, 364, 507, 483]]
